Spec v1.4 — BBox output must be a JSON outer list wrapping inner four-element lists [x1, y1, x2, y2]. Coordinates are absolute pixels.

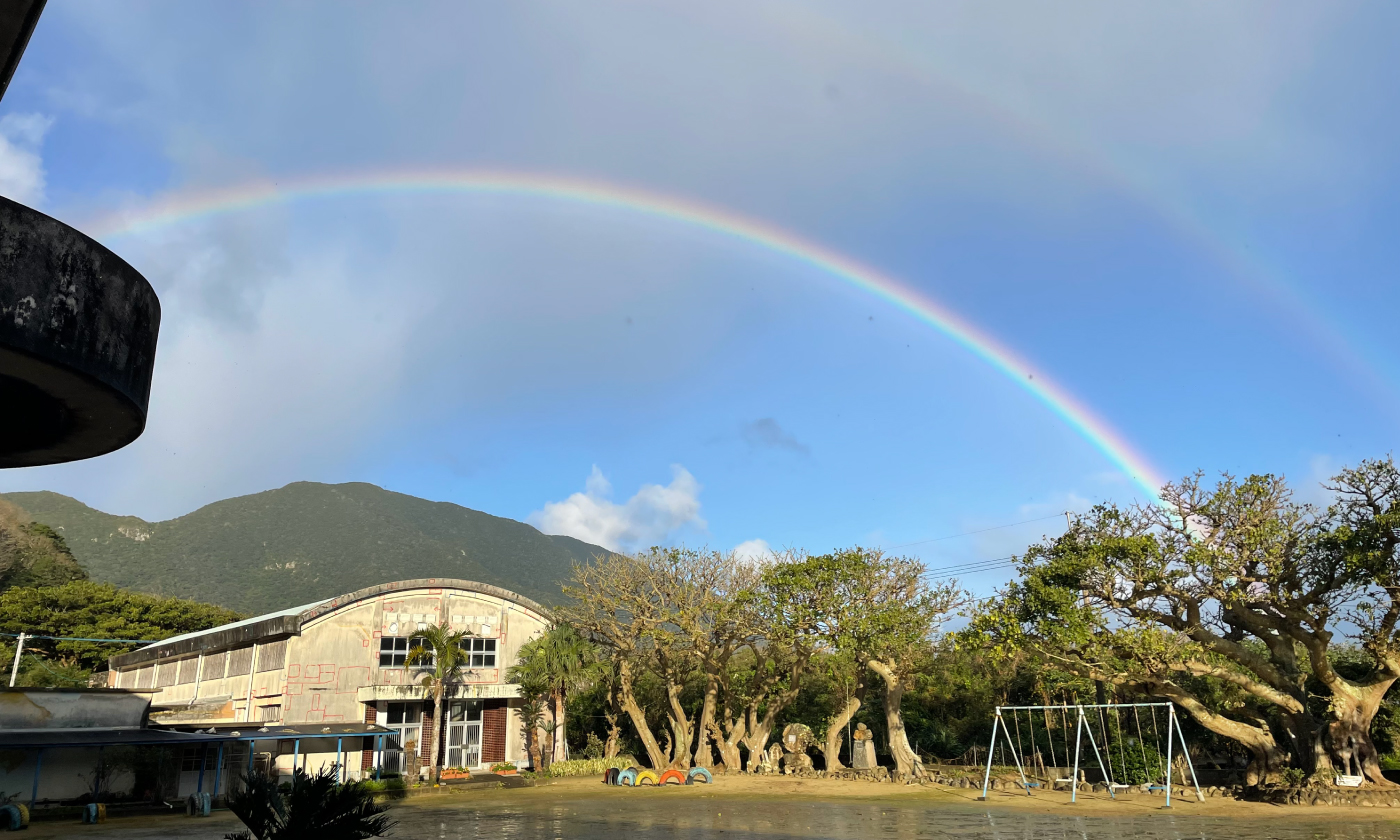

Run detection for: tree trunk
[[1156, 683, 1288, 786], [604, 711, 620, 759], [527, 718, 544, 771], [431, 685, 445, 784], [617, 658, 668, 770], [1319, 681, 1394, 786], [824, 693, 862, 772], [553, 687, 568, 763], [665, 681, 693, 770], [868, 659, 925, 781], [707, 717, 744, 772], [693, 675, 720, 768]]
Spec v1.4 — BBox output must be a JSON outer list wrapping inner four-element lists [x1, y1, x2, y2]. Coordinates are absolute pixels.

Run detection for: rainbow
[[87, 169, 1168, 501], [761, 4, 1398, 414]]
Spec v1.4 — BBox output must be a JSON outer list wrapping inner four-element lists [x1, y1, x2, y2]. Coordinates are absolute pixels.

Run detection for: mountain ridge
[[0, 482, 606, 613]]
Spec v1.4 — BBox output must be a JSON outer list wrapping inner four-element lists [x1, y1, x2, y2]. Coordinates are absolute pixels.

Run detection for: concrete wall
[[111, 584, 549, 779], [0, 748, 137, 804]]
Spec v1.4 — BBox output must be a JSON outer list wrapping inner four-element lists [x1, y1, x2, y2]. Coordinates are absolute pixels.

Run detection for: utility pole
[[9, 632, 26, 687]]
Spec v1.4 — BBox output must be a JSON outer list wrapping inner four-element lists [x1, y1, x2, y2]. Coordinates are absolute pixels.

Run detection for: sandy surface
[[23, 774, 1400, 839]]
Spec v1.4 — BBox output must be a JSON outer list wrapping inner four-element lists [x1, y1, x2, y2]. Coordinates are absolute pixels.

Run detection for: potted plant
[[489, 762, 518, 776], [439, 767, 471, 781]]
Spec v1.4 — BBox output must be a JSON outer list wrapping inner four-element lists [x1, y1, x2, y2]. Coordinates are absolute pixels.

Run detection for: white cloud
[[0, 113, 53, 205], [529, 465, 705, 552], [732, 538, 774, 563]]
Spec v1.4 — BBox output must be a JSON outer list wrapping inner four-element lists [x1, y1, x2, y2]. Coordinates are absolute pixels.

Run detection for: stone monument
[[851, 722, 878, 770], [780, 722, 818, 776]]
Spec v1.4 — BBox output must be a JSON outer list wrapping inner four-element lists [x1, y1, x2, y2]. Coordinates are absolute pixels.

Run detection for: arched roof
[[109, 579, 551, 669]]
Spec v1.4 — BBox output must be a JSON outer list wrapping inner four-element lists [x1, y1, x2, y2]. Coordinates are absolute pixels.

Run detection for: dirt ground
[[22, 773, 1400, 838]]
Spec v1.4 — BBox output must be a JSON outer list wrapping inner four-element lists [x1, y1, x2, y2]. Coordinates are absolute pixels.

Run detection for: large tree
[[559, 549, 693, 770], [982, 462, 1400, 785], [764, 548, 963, 780], [508, 623, 600, 765]]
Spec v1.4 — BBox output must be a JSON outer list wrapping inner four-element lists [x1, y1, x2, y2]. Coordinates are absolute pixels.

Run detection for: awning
[[0, 728, 238, 749], [0, 723, 400, 751], [159, 723, 401, 751]]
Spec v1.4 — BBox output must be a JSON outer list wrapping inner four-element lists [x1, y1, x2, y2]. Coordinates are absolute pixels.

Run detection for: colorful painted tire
[[687, 767, 713, 784], [604, 767, 621, 785], [635, 770, 660, 786], [0, 804, 27, 830], [618, 768, 638, 786], [657, 769, 687, 785]]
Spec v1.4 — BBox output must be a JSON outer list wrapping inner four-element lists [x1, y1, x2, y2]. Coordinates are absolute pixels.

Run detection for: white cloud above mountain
[[529, 465, 705, 552]]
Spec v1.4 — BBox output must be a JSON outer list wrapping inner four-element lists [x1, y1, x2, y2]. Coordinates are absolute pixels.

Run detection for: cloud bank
[[0, 113, 53, 205], [529, 465, 705, 552]]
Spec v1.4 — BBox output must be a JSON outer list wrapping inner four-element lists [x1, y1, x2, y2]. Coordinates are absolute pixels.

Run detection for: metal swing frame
[[978, 702, 1202, 807]]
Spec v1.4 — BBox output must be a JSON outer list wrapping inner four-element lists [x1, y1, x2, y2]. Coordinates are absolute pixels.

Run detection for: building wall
[[110, 583, 549, 779]]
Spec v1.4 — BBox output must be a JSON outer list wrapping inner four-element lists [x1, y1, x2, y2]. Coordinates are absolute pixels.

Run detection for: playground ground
[[22, 774, 1400, 839]]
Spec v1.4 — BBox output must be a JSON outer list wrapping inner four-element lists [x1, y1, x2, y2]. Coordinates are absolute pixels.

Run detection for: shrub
[[541, 757, 635, 778], [582, 733, 606, 760]]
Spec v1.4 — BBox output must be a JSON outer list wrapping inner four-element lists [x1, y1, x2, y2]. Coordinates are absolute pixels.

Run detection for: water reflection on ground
[[393, 798, 1400, 840]]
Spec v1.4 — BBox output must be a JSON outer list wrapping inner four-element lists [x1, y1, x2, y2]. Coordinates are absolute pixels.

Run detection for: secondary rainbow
[[88, 169, 1169, 501]]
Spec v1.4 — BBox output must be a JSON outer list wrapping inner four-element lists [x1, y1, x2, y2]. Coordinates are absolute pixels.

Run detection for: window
[[177, 658, 199, 684], [136, 666, 153, 689], [181, 748, 217, 771], [463, 638, 496, 667], [202, 651, 227, 681], [155, 661, 177, 688], [227, 647, 253, 678], [257, 639, 287, 672], [258, 704, 282, 722], [379, 637, 431, 668]]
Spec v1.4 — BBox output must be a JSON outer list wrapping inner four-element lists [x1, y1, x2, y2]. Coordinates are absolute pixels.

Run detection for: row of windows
[[378, 637, 497, 668], [117, 639, 280, 689]]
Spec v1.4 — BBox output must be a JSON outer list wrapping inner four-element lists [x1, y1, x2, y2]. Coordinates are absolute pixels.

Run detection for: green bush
[[1380, 755, 1400, 771], [581, 733, 606, 760], [541, 757, 635, 777], [1105, 741, 1165, 786], [360, 777, 407, 797]]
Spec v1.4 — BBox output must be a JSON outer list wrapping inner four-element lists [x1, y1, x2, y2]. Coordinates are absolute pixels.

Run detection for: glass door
[[445, 700, 483, 769], [382, 701, 422, 775]]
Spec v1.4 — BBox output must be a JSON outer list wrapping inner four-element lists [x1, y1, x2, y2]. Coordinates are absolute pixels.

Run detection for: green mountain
[[0, 482, 607, 614]]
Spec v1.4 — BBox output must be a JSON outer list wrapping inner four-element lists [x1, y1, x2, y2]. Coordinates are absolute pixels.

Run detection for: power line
[[886, 512, 1070, 550], [0, 632, 160, 644]]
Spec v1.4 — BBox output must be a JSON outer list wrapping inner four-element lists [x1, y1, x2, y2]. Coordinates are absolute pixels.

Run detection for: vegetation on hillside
[[1, 482, 608, 613], [0, 499, 86, 591], [0, 500, 246, 687]]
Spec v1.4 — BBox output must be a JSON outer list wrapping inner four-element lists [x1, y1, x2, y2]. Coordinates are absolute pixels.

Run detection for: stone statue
[[780, 723, 818, 776], [851, 722, 877, 770]]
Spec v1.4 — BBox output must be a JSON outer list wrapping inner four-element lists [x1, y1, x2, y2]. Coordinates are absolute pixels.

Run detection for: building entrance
[[382, 701, 422, 775], [446, 700, 483, 769]]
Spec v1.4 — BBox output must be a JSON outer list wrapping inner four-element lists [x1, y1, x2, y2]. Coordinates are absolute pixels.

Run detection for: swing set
[[977, 702, 1202, 807]]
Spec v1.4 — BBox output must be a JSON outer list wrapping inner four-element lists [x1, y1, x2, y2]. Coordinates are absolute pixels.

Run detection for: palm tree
[[224, 765, 393, 839], [508, 624, 598, 764], [404, 624, 471, 785], [517, 694, 547, 772]]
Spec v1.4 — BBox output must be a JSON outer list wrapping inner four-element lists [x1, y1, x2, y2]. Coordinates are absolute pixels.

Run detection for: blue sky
[[2, 2, 1398, 596]]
